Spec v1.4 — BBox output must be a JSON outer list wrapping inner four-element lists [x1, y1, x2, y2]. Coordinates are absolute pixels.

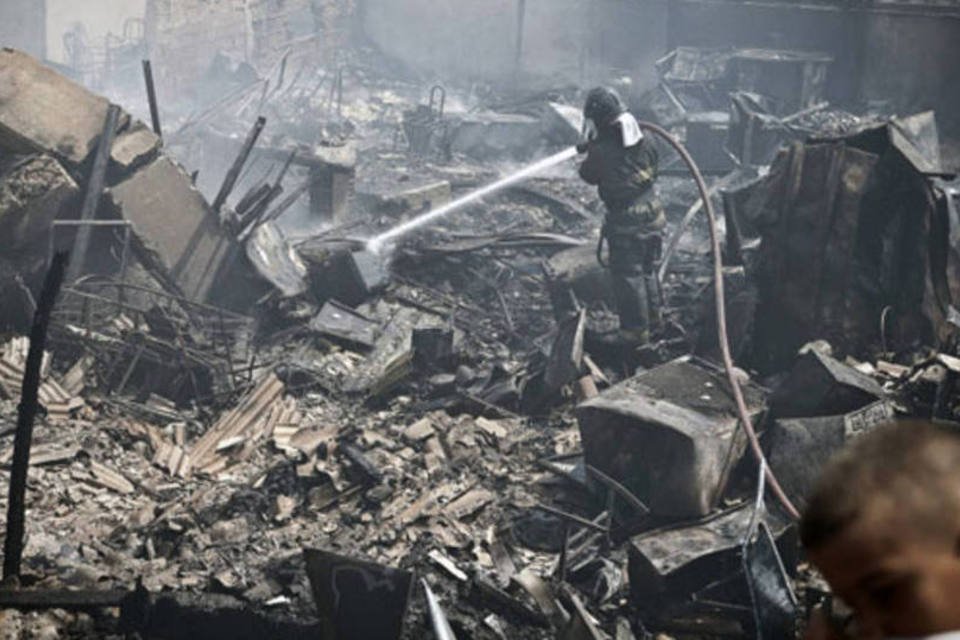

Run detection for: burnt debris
[[0, 2, 959, 639]]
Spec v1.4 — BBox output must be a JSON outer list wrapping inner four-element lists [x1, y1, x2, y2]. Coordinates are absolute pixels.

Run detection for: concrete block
[[106, 156, 238, 302], [111, 121, 161, 174], [308, 144, 357, 223], [0, 48, 129, 168], [576, 356, 767, 519], [0, 154, 79, 252]]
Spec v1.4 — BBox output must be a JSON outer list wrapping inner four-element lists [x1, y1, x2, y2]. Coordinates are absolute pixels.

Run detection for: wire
[[638, 121, 802, 520]]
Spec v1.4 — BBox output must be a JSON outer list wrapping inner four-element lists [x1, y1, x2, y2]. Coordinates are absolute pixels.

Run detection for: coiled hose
[[638, 121, 801, 520]]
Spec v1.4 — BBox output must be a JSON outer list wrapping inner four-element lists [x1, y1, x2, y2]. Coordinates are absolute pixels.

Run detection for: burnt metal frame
[[50, 219, 133, 285], [48, 277, 256, 403]]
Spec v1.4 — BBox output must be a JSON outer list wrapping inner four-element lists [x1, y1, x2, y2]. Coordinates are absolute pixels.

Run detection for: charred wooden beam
[[0, 585, 321, 639], [3, 251, 68, 580], [212, 116, 266, 213], [0, 588, 126, 611]]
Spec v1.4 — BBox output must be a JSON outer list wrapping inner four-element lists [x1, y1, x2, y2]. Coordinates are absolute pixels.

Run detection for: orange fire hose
[[638, 121, 801, 520]]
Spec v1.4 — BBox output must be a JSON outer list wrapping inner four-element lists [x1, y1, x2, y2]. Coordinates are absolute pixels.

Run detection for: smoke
[[361, 0, 667, 93], [46, 0, 146, 65], [367, 146, 579, 252]]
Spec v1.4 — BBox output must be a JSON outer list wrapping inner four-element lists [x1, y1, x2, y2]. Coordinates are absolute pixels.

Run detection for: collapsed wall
[[0, 48, 258, 312]]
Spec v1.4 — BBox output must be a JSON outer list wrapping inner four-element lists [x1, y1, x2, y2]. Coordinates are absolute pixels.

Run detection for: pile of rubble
[[0, 32, 959, 640]]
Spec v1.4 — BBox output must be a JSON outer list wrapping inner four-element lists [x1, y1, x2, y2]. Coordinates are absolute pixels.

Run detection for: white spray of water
[[367, 146, 579, 252]]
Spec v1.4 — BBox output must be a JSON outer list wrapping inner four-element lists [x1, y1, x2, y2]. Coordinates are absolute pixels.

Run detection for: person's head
[[583, 86, 626, 128], [801, 420, 960, 637]]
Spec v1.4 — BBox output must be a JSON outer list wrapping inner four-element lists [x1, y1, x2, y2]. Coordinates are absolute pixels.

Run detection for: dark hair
[[800, 420, 960, 550]]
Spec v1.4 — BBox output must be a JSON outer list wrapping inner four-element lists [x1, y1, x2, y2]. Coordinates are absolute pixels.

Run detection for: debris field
[[0, 2, 959, 638]]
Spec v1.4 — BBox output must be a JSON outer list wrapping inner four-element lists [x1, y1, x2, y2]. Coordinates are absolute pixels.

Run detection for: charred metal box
[[627, 502, 794, 616], [766, 399, 895, 509], [576, 356, 767, 519], [311, 249, 389, 307]]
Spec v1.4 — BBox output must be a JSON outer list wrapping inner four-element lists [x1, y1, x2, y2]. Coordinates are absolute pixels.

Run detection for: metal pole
[[212, 116, 266, 212], [142, 59, 162, 138], [67, 104, 121, 283], [237, 150, 296, 240], [3, 252, 69, 581]]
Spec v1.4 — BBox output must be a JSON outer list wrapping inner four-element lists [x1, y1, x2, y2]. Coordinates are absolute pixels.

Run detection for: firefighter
[[577, 86, 665, 345]]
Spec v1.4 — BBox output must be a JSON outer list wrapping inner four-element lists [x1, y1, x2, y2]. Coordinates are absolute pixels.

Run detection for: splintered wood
[[115, 418, 189, 476], [181, 371, 296, 477], [114, 372, 302, 478], [268, 397, 305, 451], [153, 439, 191, 477], [89, 460, 135, 494], [0, 337, 84, 421]]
